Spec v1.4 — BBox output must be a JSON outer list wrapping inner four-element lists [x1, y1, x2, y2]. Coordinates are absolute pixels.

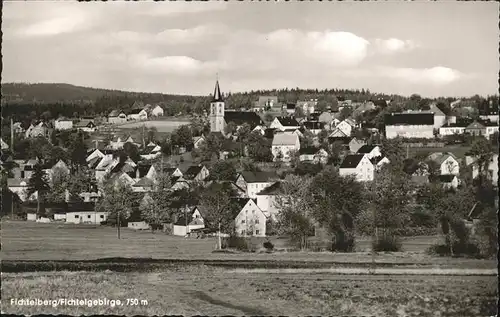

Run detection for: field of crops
[[1, 221, 497, 270], [2, 267, 497, 316], [116, 120, 190, 132]]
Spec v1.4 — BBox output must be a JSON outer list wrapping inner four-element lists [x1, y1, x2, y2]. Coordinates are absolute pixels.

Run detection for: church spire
[[213, 74, 223, 102]]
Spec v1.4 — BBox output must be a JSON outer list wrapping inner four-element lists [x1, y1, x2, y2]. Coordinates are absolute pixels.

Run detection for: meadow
[[2, 268, 498, 316], [1, 221, 497, 270], [115, 119, 190, 133], [408, 145, 471, 159]]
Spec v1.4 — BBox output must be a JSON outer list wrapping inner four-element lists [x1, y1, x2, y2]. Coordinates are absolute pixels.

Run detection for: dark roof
[[184, 165, 203, 179], [303, 121, 325, 130], [357, 145, 377, 154], [438, 175, 456, 183], [299, 147, 321, 155], [339, 154, 365, 168], [286, 103, 296, 110], [276, 116, 299, 126], [370, 156, 385, 165], [239, 171, 277, 183], [264, 128, 277, 139], [213, 80, 223, 102], [384, 113, 434, 126], [126, 108, 143, 115], [328, 136, 352, 145], [256, 182, 282, 195], [224, 111, 263, 128], [137, 164, 152, 178]]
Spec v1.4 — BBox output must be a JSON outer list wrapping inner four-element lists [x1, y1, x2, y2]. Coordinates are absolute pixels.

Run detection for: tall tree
[[275, 174, 314, 250], [210, 160, 237, 181], [26, 163, 51, 217], [46, 167, 69, 203], [199, 182, 238, 249], [172, 125, 193, 148], [96, 181, 134, 239]]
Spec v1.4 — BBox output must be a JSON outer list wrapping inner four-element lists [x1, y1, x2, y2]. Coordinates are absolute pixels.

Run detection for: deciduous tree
[[96, 180, 134, 239]]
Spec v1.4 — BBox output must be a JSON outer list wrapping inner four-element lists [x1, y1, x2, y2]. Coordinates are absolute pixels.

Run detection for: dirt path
[[182, 290, 268, 316]]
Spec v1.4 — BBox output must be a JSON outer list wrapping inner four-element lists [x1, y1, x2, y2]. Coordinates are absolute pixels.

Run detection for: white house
[[86, 149, 105, 163], [150, 105, 164, 117], [479, 114, 499, 123], [233, 198, 267, 237], [1, 138, 9, 150], [439, 123, 467, 137], [385, 112, 434, 139], [109, 135, 137, 150], [54, 118, 74, 131], [427, 152, 460, 175], [108, 110, 127, 125], [335, 120, 354, 136], [66, 211, 109, 224], [7, 178, 30, 201], [235, 171, 278, 199], [271, 133, 300, 162], [75, 119, 97, 133], [296, 100, 317, 115], [128, 221, 150, 230], [339, 154, 374, 182], [484, 121, 499, 139], [183, 165, 210, 182], [270, 117, 300, 131], [255, 182, 281, 221], [356, 145, 382, 160], [140, 143, 162, 160], [172, 207, 205, 236], [126, 109, 148, 121], [468, 153, 498, 185], [299, 147, 328, 164], [429, 103, 447, 129], [192, 135, 206, 149]]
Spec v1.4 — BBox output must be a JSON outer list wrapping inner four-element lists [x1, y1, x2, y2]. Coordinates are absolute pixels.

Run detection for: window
[[21, 171, 25, 178], [241, 230, 245, 235], [87, 215, 91, 219], [75, 215, 79, 218], [255, 219, 259, 224], [218, 106, 222, 114], [252, 210, 255, 214], [256, 230, 260, 235], [241, 220, 245, 224], [100, 215, 104, 219]]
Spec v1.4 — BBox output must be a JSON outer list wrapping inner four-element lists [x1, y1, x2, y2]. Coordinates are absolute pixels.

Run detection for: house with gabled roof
[[270, 116, 300, 131], [192, 135, 206, 149], [150, 105, 164, 117], [299, 147, 328, 164], [283, 103, 296, 115], [75, 119, 97, 133], [108, 110, 127, 124], [255, 181, 281, 221], [140, 142, 162, 160], [25, 121, 52, 139], [466, 153, 498, 185], [54, 117, 74, 131], [385, 111, 434, 139], [235, 171, 278, 199], [232, 198, 267, 237], [126, 108, 148, 121], [158, 166, 183, 179], [183, 165, 209, 182], [302, 121, 325, 135], [271, 132, 300, 162], [427, 152, 460, 175], [356, 145, 382, 159], [172, 206, 206, 236], [339, 154, 374, 182]]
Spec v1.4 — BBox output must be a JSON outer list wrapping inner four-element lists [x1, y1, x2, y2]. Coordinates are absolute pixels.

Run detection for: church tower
[[210, 78, 225, 133]]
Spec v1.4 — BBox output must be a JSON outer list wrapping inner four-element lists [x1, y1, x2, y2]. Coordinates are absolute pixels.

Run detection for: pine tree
[[26, 163, 51, 217]]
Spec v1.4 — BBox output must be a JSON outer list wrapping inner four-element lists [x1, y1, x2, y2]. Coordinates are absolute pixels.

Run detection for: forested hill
[[1, 83, 195, 105]]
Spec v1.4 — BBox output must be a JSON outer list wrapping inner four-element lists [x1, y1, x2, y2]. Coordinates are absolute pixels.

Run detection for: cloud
[[133, 2, 228, 17], [134, 55, 215, 75], [344, 66, 463, 85], [374, 38, 418, 54]]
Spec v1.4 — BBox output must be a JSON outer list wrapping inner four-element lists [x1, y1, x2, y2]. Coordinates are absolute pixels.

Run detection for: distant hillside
[[1, 83, 193, 105]]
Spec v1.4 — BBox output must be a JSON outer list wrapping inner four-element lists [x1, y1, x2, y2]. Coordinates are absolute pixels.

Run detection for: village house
[[271, 132, 301, 162], [1, 138, 9, 150], [150, 105, 164, 117], [235, 171, 278, 199], [75, 119, 97, 133], [25, 121, 52, 139], [140, 142, 162, 160], [255, 181, 281, 221], [172, 206, 205, 236], [11, 159, 38, 179], [12, 122, 26, 134], [302, 121, 325, 135], [270, 116, 300, 131], [54, 117, 74, 131], [7, 178, 31, 201], [429, 103, 447, 129], [439, 122, 468, 137], [183, 165, 210, 182], [385, 112, 434, 139], [356, 145, 382, 159], [351, 101, 376, 119], [107, 110, 127, 125], [284, 103, 296, 115], [427, 152, 460, 175], [296, 100, 317, 115], [335, 119, 355, 137], [256, 96, 278, 109], [299, 147, 328, 164], [192, 135, 206, 149], [339, 154, 375, 182], [126, 108, 148, 121], [438, 175, 460, 189], [465, 120, 486, 137], [109, 135, 138, 150], [467, 153, 498, 185], [483, 120, 499, 139], [233, 198, 267, 237], [66, 210, 109, 224]]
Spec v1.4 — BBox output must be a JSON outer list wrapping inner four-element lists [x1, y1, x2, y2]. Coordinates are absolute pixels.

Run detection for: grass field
[[1, 221, 497, 269], [408, 145, 471, 159], [2, 268, 498, 315], [116, 120, 190, 132]]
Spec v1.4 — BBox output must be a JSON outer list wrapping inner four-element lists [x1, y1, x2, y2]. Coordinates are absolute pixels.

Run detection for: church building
[[210, 79, 264, 133]]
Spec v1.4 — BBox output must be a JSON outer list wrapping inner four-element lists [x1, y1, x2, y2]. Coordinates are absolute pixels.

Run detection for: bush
[[263, 240, 274, 251], [428, 242, 482, 258], [331, 234, 356, 252], [221, 236, 258, 252], [372, 235, 402, 252]]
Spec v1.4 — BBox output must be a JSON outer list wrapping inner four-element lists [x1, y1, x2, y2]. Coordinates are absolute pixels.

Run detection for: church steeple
[[213, 75, 223, 102]]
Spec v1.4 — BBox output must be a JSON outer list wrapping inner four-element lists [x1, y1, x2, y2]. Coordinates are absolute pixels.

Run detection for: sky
[[2, 1, 498, 98]]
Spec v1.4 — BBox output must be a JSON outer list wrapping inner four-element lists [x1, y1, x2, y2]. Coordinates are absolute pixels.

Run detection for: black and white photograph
[[1, 1, 498, 316]]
